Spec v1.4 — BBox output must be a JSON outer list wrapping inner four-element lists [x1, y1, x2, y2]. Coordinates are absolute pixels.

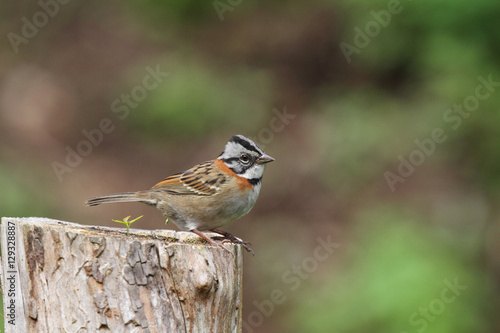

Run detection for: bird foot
[[191, 229, 234, 256], [210, 229, 255, 256]]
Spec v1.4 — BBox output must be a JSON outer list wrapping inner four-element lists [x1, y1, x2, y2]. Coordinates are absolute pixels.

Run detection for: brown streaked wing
[[152, 161, 222, 196]]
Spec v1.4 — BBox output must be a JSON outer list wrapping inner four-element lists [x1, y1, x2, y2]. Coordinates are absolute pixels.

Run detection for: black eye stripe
[[228, 162, 255, 175], [221, 155, 254, 164], [220, 157, 239, 163]]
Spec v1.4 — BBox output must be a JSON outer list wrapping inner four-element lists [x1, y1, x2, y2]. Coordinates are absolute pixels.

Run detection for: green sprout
[[112, 215, 143, 236], [165, 218, 169, 225]]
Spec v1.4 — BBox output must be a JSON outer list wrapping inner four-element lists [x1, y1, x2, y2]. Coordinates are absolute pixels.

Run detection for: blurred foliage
[[126, 56, 272, 141], [334, 0, 500, 193], [127, 0, 215, 22], [294, 208, 490, 333], [0, 165, 55, 218], [311, 91, 443, 197], [126, 0, 286, 24]]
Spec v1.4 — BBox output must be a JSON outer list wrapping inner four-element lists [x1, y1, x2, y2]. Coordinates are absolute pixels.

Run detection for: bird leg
[[191, 229, 233, 256], [210, 229, 254, 256]]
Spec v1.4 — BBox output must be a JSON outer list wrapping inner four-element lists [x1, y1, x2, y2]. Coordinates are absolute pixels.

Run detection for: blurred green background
[[1, 0, 499, 332]]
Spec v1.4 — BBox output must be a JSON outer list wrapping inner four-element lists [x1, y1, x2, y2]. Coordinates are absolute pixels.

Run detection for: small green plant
[[165, 218, 169, 225], [112, 215, 143, 236]]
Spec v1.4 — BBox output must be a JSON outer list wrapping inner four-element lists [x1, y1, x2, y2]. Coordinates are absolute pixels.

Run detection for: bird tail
[[85, 192, 154, 206]]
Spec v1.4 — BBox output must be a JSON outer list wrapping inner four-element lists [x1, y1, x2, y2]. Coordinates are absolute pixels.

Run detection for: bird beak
[[257, 154, 275, 164]]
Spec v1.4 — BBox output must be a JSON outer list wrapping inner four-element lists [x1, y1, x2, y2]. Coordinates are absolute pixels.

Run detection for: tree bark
[[0, 217, 243, 333]]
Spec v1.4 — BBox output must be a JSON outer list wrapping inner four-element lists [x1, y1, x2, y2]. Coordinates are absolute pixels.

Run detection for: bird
[[85, 134, 274, 254]]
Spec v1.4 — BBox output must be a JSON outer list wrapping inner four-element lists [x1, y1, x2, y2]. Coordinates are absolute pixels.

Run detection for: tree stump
[[0, 217, 243, 332]]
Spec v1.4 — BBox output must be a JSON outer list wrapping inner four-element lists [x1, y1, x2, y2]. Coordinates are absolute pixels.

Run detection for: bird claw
[[238, 242, 255, 256], [212, 231, 255, 256], [191, 229, 235, 257]]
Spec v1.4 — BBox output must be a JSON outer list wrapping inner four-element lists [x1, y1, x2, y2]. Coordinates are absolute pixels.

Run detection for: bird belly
[[155, 184, 261, 231]]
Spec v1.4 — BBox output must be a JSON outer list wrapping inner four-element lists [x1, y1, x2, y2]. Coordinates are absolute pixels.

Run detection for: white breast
[[225, 182, 262, 222]]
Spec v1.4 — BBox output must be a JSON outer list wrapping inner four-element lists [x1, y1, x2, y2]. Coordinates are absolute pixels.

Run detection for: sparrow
[[85, 135, 274, 254]]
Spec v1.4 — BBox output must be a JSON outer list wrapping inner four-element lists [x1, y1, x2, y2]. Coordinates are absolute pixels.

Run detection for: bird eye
[[239, 153, 251, 164]]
